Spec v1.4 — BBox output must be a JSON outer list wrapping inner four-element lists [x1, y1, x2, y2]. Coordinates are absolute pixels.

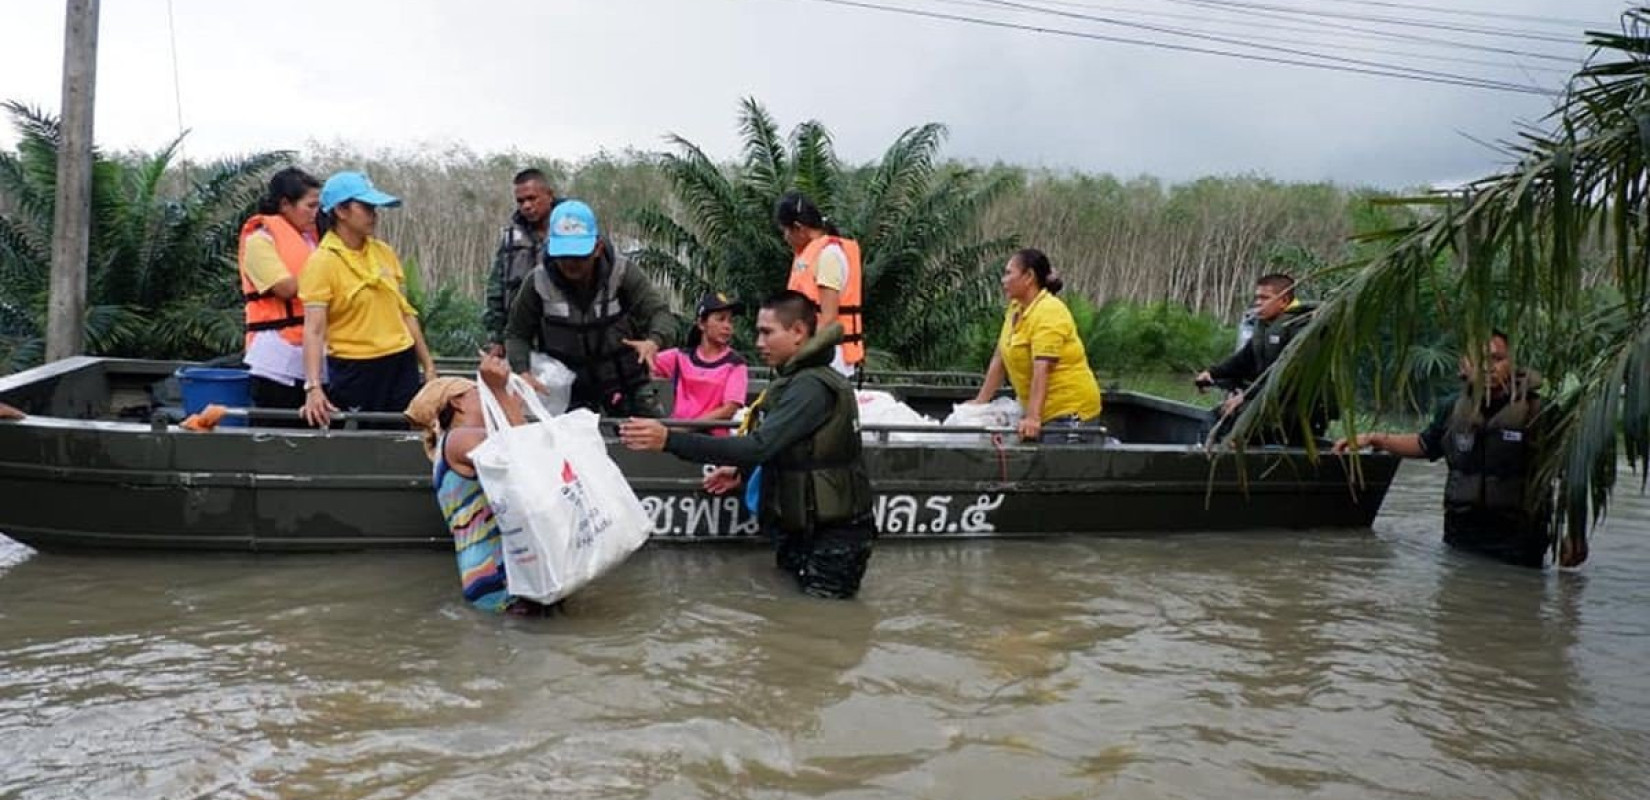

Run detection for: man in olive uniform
[[619, 291, 876, 599], [1335, 331, 1552, 567], [504, 200, 673, 416], [1195, 273, 1331, 444], [484, 169, 558, 352]]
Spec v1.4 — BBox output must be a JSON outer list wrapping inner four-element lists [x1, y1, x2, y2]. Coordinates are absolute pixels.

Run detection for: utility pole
[[45, 0, 100, 362]]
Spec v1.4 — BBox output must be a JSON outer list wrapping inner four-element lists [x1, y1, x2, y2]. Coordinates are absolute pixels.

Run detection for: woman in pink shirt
[[653, 292, 749, 433]]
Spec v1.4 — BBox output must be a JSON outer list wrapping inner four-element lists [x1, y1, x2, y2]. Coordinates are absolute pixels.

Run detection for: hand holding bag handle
[[477, 371, 556, 433]]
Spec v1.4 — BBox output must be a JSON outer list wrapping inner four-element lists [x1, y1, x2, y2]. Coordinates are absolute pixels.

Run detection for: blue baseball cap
[[545, 200, 599, 258], [319, 171, 402, 213]]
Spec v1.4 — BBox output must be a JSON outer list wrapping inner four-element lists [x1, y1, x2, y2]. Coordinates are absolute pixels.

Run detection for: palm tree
[[630, 98, 1017, 369], [1236, 9, 1650, 566], [0, 102, 287, 372]]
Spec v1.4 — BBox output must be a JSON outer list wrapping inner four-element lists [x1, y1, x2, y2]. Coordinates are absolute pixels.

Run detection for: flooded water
[[2, 461, 1648, 799]]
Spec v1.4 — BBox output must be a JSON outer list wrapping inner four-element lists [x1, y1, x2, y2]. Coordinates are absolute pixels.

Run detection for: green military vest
[[1442, 376, 1541, 525], [1251, 301, 1317, 375], [756, 323, 874, 533]]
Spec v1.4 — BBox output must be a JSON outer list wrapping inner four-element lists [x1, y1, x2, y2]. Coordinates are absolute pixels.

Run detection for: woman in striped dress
[[404, 352, 556, 616]]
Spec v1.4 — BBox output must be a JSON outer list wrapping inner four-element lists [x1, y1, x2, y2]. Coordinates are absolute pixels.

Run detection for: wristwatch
[[303, 380, 320, 392]]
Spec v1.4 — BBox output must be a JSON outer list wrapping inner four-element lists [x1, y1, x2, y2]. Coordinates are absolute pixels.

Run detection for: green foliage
[[402, 257, 485, 357], [630, 98, 1016, 369], [1083, 299, 1233, 375], [950, 295, 1234, 377], [1250, 9, 1650, 564], [0, 101, 286, 372]]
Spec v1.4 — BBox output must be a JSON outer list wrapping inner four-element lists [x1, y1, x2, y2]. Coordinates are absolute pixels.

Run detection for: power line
[[769, 0, 1554, 94], [958, 0, 1582, 63], [1151, 0, 1582, 63], [968, 0, 1563, 87], [1171, 0, 1582, 44], [1214, 0, 1604, 29]]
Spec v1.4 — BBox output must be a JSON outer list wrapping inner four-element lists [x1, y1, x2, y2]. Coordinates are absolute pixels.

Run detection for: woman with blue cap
[[298, 171, 438, 427]]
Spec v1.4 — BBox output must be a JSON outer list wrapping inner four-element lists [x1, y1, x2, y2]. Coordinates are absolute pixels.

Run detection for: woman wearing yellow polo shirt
[[299, 171, 437, 427], [969, 248, 1102, 442]]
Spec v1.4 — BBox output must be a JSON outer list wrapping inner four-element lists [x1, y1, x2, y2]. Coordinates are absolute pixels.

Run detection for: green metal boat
[[0, 357, 1399, 551]]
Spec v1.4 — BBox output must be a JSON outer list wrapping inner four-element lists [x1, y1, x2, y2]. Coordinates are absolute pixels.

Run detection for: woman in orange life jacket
[[774, 191, 864, 379], [238, 168, 322, 409]]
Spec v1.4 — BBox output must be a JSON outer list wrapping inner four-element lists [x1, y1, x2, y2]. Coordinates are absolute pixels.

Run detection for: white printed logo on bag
[[561, 459, 613, 548]]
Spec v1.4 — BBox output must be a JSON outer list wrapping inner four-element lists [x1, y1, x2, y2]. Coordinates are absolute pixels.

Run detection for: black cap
[[696, 291, 739, 318]]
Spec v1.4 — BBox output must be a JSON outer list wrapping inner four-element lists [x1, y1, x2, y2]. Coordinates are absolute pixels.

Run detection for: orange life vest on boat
[[788, 235, 865, 365], [237, 214, 314, 349]]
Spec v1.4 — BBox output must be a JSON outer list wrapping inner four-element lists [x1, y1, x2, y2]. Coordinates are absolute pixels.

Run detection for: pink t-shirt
[[655, 346, 748, 433]]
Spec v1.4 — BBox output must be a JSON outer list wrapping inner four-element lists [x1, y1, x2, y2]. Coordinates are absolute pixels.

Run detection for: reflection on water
[[2, 461, 1648, 799]]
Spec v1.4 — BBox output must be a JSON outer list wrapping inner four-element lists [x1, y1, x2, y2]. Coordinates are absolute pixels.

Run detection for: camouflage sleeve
[[505, 269, 542, 374], [483, 230, 509, 345], [622, 262, 677, 349]]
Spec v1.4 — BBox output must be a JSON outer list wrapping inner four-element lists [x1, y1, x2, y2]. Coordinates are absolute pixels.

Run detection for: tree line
[[0, 98, 1394, 375]]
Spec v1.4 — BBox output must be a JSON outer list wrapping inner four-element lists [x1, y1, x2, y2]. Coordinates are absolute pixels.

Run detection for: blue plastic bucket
[[175, 367, 251, 427]]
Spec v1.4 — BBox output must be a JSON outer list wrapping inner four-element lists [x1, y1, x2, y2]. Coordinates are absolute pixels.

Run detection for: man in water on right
[[1334, 331, 1555, 568]]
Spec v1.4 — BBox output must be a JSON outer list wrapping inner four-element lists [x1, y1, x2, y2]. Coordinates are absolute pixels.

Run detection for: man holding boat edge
[[1195, 272, 1332, 445], [1333, 331, 1561, 568], [619, 291, 876, 599]]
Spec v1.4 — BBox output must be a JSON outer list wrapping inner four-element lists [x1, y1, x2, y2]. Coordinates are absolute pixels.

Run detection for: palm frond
[[1242, 8, 1650, 560], [737, 97, 789, 199]]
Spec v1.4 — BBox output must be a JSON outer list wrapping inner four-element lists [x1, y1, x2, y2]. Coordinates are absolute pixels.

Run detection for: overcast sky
[[0, 0, 1633, 187]]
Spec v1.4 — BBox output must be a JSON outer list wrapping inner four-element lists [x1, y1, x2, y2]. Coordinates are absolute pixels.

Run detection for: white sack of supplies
[[940, 397, 1023, 444], [855, 390, 952, 444], [470, 374, 650, 604]]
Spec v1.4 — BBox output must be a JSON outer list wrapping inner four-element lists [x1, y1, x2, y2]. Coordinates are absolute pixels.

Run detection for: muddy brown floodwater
[[2, 460, 1648, 799]]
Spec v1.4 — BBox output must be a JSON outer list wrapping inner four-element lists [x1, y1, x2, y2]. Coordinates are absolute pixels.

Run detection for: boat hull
[[0, 357, 1400, 552]]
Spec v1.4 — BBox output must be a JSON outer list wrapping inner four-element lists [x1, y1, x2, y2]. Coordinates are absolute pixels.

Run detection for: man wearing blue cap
[[298, 171, 438, 427], [504, 200, 674, 416]]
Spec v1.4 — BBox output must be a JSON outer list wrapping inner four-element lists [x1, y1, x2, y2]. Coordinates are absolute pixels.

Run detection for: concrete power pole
[[45, 0, 100, 362]]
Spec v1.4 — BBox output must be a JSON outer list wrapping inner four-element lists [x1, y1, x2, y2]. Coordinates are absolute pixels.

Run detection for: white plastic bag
[[528, 352, 575, 417], [940, 398, 1024, 443], [943, 397, 1023, 428], [469, 374, 650, 604], [855, 390, 951, 444]]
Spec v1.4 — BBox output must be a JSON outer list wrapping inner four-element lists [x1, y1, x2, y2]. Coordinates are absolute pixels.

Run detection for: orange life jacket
[[788, 235, 865, 365], [237, 214, 315, 349]]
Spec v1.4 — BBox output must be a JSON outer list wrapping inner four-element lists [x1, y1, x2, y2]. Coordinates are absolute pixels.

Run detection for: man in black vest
[[485, 169, 557, 353], [619, 291, 877, 599], [1195, 273, 1330, 444], [1335, 331, 1552, 567], [504, 200, 674, 416]]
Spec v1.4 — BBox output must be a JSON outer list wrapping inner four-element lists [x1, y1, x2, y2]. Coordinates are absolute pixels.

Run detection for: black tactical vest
[[756, 324, 874, 533], [1442, 389, 1538, 524], [531, 254, 649, 397]]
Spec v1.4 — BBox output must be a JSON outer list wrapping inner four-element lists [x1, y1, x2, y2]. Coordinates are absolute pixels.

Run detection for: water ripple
[[1, 464, 1649, 798]]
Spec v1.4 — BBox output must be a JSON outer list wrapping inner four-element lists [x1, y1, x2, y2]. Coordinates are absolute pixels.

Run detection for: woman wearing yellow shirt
[[969, 249, 1102, 442], [299, 172, 437, 427]]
